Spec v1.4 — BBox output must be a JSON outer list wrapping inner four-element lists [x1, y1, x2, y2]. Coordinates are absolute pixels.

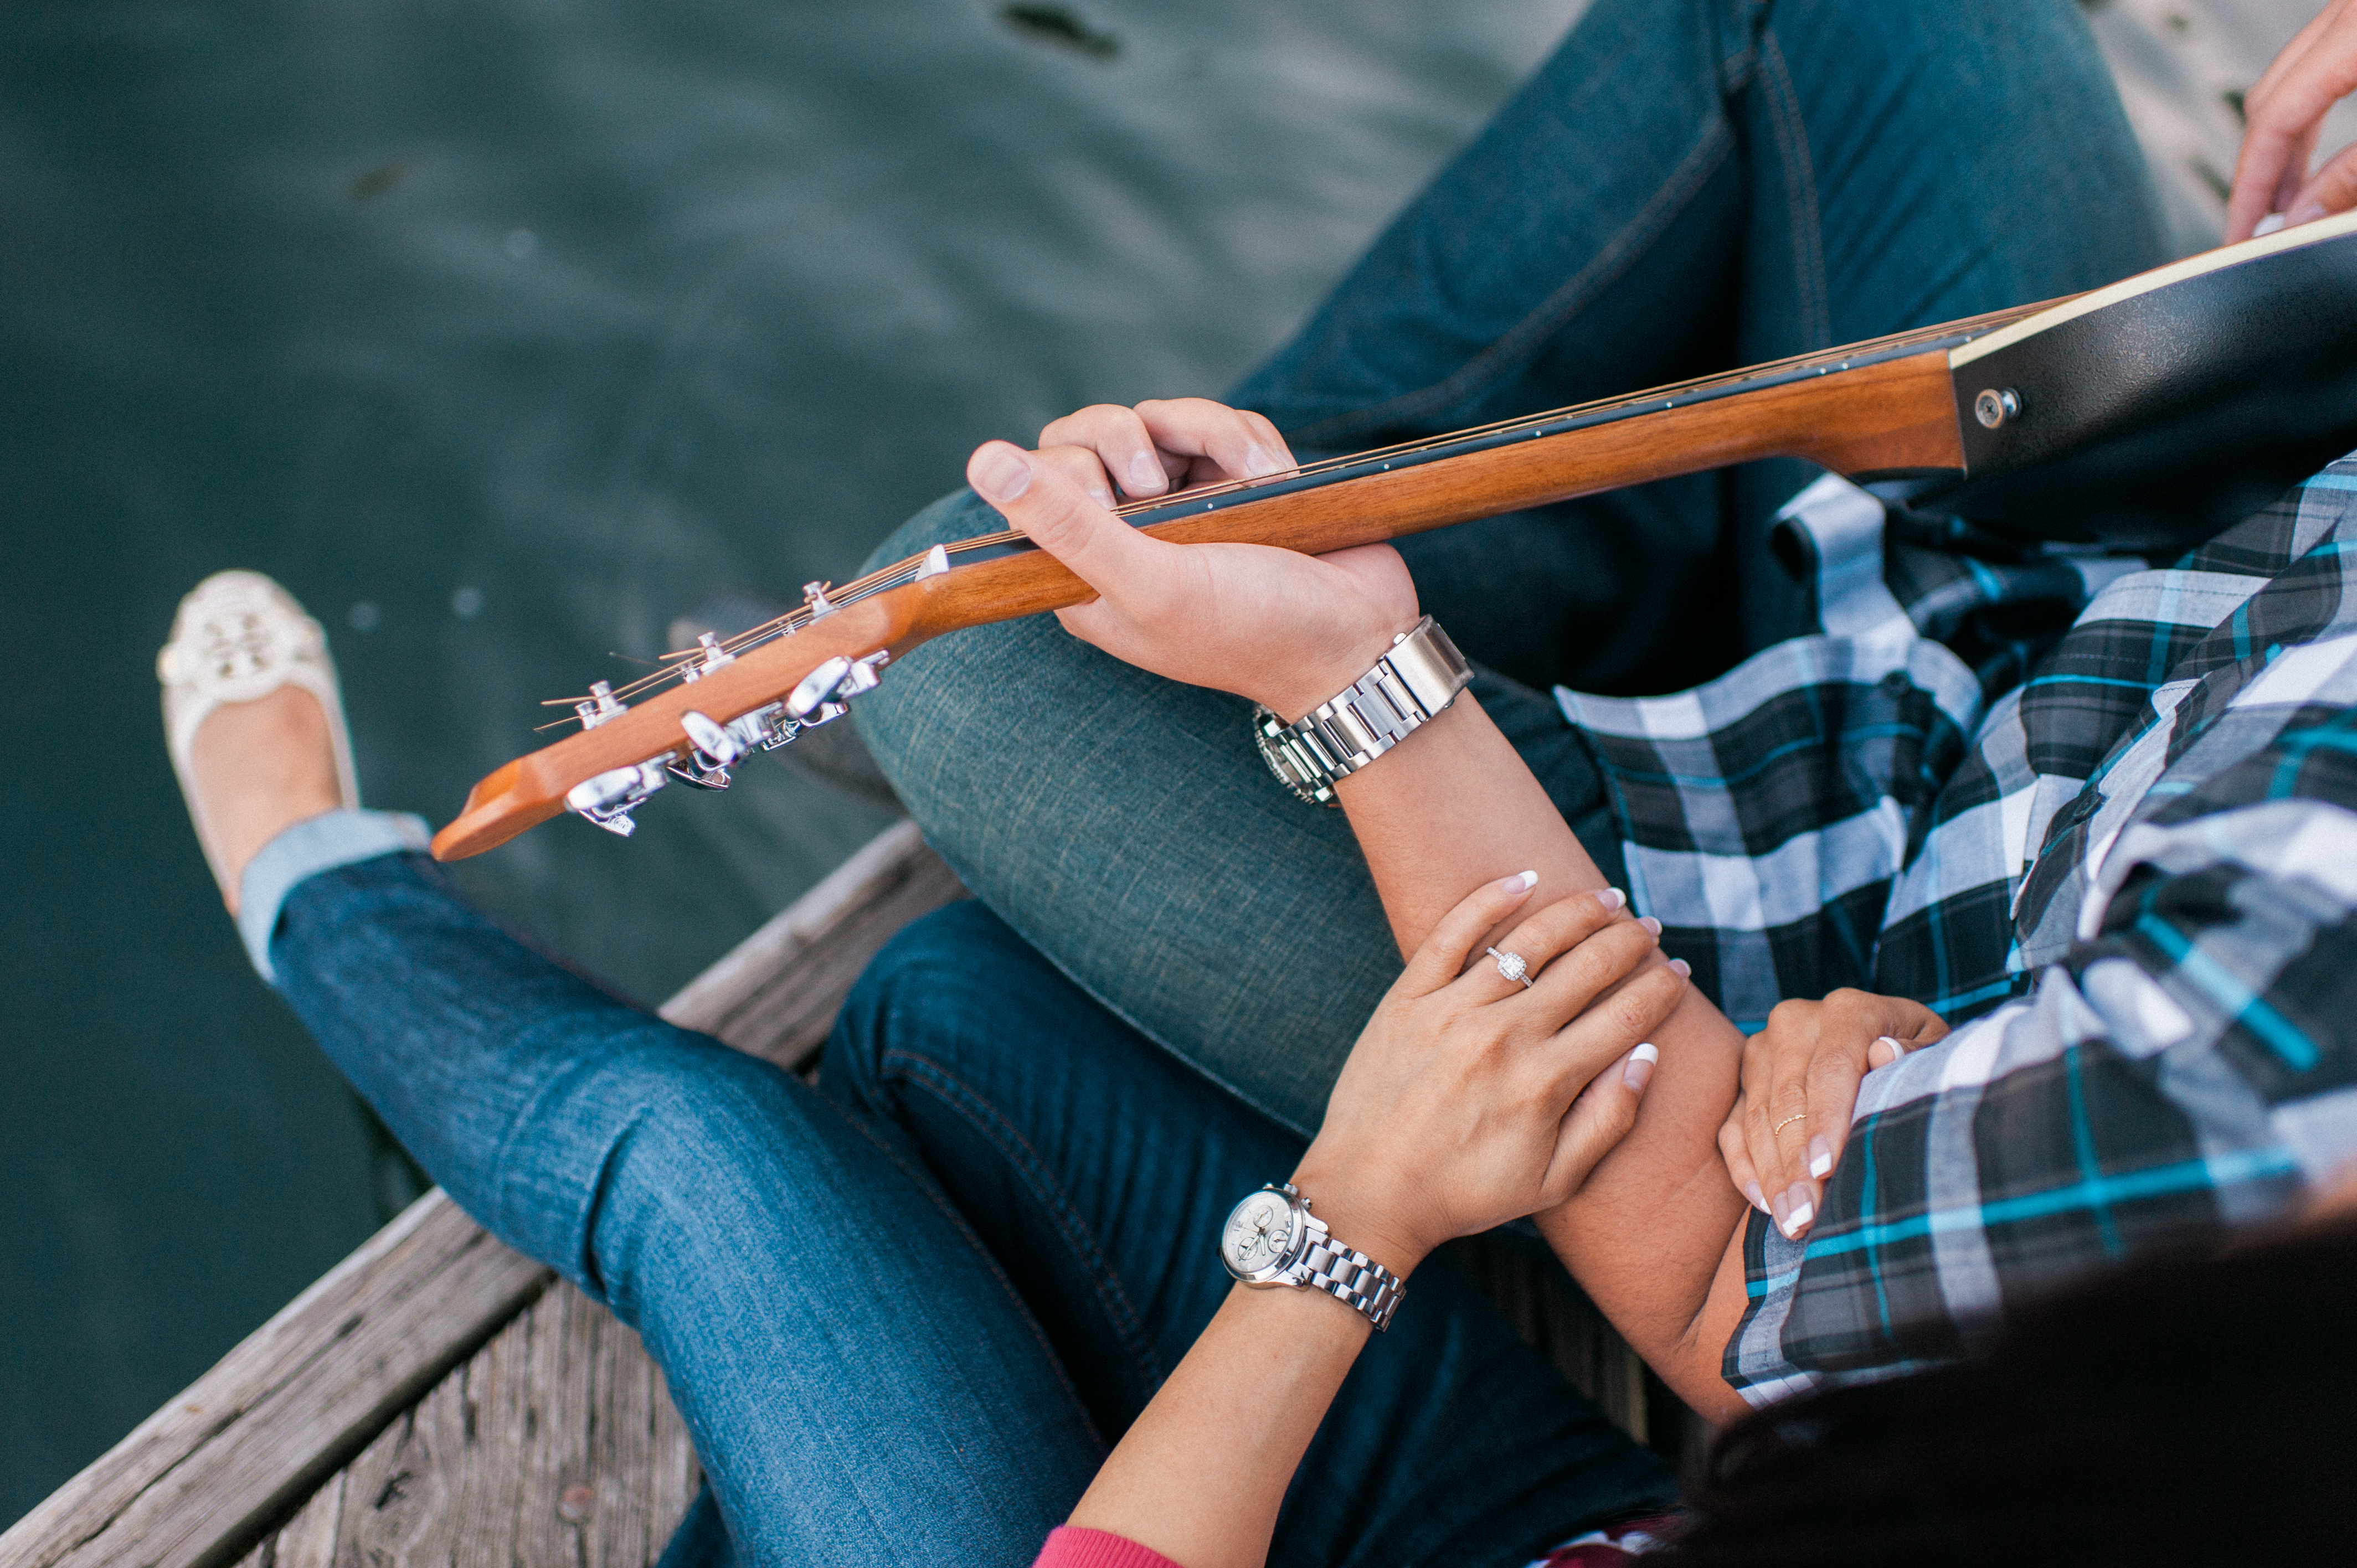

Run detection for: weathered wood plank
[[270, 1285, 697, 1568], [0, 823, 957, 1568], [3, 1192, 553, 1568]]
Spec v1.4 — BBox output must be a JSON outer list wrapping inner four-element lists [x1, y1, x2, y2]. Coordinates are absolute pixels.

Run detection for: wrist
[[1251, 614, 1419, 723], [1288, 1156, 1429, 1282]]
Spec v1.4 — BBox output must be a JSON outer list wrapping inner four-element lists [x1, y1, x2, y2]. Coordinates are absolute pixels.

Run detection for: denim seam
[[1756, 28, 1831, 350], [881, 1048, 1167, 1392], [1285, 117, 1740, 450]]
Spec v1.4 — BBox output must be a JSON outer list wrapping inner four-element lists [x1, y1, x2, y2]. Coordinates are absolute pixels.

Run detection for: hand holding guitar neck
[[428, 211, 2357, 863], [969, 400, 1418, 721]]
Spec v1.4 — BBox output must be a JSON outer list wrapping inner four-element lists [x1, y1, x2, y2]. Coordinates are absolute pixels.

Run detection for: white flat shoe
[[159, 571, 360, 896]]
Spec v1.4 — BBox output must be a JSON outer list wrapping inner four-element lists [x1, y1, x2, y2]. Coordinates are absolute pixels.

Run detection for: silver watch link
[[1252, 615, 1473, 806], [1217, 1182, 1404, 1332]]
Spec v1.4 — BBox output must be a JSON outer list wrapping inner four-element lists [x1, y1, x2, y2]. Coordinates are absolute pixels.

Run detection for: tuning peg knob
[[565, 759, 671, 835], [785, 651, 889, 726]]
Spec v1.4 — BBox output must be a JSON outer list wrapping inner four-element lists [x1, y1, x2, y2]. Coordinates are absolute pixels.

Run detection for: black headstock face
[[1901, 211, 2357, 553]]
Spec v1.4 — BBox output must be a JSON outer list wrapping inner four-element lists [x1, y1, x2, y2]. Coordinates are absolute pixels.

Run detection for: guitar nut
[[1973, 387, 2022, 428]]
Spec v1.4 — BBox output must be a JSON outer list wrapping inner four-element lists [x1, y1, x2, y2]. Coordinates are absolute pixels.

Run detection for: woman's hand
[[1716, 989, 1948, 1240], [2229, 0, 2357, 240], [965, 399, 1418, 719], [1290, 873, 1691, 1276]]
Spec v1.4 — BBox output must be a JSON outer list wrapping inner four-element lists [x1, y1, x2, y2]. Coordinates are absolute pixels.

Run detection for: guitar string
[[540, 300, 2045, 724]]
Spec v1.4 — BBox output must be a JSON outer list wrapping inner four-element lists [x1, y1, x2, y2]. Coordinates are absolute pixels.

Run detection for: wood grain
[[1, 823, 962, 1568], [433, 352, 1963, 860], [231, 1284, 700, 1568]]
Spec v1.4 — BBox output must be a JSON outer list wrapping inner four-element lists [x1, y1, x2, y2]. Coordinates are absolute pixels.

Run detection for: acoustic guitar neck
[[429, 304, 2044, 861]]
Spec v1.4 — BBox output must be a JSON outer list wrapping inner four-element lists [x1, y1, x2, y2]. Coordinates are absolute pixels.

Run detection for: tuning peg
[[785, 651, 888, 727], [574, 680, 626, 730], [668, 708, 773, 790], [565, 759, 671, 835], [679, 632, 735, 682]]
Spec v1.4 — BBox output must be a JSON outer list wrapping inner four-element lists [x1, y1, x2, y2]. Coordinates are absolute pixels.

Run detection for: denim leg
[[856, 0, 2168, 1129], [270, 853, 1103, 1567], [824, 902, 1676, 1567], [1235, 0, 2170, 674], [860, 495, 1614, 1135]]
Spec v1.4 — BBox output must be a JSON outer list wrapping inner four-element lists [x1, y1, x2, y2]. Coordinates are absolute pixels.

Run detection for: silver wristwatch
[[1252, 616, 1473, 806], [1218, 1183, 1403, 1331]]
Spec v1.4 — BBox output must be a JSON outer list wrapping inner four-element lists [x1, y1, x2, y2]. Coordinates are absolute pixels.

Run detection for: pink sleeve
[[1032, 1524, 1187, 1568]]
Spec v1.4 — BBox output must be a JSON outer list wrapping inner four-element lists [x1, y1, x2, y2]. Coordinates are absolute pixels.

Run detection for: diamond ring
[[1485, 947, 1532, 987]]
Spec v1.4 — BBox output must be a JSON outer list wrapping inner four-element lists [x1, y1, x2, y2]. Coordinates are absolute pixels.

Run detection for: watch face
[[1222, 1189, 1299, 1280]]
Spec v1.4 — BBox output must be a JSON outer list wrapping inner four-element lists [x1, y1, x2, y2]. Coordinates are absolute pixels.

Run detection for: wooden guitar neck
[[430, 351, 1958, 861]]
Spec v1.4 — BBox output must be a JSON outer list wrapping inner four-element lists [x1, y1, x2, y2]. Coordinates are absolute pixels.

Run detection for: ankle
[[189, 687, 347, 914]]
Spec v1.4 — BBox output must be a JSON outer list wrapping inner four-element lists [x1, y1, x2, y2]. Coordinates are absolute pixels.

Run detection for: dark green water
[[0, 0, 1573, 1522]]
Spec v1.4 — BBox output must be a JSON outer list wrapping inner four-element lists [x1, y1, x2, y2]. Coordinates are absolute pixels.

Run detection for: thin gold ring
[[1771, 1112, 1807, 1135]]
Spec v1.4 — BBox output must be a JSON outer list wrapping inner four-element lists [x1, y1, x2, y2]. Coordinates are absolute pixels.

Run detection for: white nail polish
[[1630, 1042, 1658, 1066], [2255, 211, 2289, 237], [1784, 1199, 1814, 1235], [1668, 957, 1691, 977], [1594, 886, 1626, 911], [1744, 1180, 1769, 1214], [1809, 1150, 1833, 1179], [1507, 869, 1538, 891], [1638, 916, 1662, 936]]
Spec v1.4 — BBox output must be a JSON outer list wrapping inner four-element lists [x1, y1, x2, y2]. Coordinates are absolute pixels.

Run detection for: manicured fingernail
[[2254, 211, 2289, 236], [1501, 869, 1538, 893], [2291, 200, 2329, 226], [1623, 1042, 1658, 1091], [1743, 1180, 1769, 1214], [1594, 886, 1627, 912], [972, 445, 1033, 502], [1639, 915, 1663, 937], [1244, 442, 1285, 479], [1876, 1035, 1905, 1056], [1127, 453, 1165, 493], [1781, 1184, 1815, 1237], [1668, 957, 1691, 977], [1770, 1187, 1793, 1231], [1808, 1136, 1834, 1179]]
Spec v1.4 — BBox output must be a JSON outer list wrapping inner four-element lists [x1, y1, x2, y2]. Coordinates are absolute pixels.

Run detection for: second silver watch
[[1252, 615, 1473, 807]]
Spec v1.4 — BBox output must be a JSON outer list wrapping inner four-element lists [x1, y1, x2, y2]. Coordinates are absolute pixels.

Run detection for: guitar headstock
[[429, 579, 927, 860]]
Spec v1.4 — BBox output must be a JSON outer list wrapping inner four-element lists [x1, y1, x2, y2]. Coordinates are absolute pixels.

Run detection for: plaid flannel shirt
[[1554, 463, 2357, 1406]]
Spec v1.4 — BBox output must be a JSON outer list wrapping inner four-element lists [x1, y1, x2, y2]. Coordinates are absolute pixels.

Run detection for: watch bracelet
[[1254, 616, 1472, 807], [1300, 1237, 1403, 1332]]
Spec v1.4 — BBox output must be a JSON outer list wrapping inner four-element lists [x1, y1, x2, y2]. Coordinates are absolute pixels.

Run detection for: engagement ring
[[1486, 947, 1532, 987]]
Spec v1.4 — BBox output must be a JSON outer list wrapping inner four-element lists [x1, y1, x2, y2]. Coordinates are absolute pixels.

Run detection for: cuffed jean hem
[[238, 807, 434, 981]]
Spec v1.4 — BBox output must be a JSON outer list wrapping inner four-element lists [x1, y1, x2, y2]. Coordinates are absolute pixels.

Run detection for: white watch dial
[[1223, 1190, 1297, 1275]]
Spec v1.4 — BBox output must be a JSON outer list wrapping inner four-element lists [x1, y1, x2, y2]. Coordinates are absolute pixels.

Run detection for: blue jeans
[[853, 0, 2169, 1137], [259, 832, 1671, 1566]]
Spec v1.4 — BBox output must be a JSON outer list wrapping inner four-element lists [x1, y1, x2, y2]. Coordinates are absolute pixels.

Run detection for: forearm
[[1066, 1283, 1371, 1568], [1335, 694, 1752, 1417]]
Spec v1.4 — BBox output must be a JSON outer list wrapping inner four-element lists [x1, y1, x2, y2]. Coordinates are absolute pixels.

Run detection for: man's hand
[[1290, 874, 1688, 1276], [1716, 989, 1948, 1240], [965, 399, 1418, 719], [2229, 0, 2357, 240]]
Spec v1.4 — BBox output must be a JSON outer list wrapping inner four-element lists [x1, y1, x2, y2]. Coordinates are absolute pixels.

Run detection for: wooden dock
[[0, 821, 1653, 1568]]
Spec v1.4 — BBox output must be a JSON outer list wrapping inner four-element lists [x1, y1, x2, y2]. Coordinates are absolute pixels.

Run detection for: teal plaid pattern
[[1548, 465, 2357, 1405]]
